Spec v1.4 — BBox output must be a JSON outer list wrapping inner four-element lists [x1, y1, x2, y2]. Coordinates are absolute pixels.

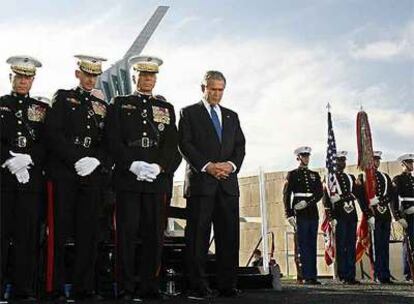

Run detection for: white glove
[[129, 161, 146, 176], [330, 194, 341, 204], [145, 163, 161, 177], [74, 157, 100, 176], [15, 167, 30, 184], [2, 151, 33, 174], [294, 200, 308, 210], [369, 196, 379, 206], [368, 217, 375, 230], [137, 163, 161, 182], [287, 216, 296, 230], [398, 218, 408, 229], [129, 161, 155, 182], [136, 166, 155, 182], [330, 219, 337, 233]]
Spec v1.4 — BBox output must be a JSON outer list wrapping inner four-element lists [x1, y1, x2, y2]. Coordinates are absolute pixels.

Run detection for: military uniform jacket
[[283, 167, 323, 219], [322, 172, 367, 222], [0, 92, 48, 191], [44, 87, 110, 185], [392, 172, 414, 219], [105, 93, 178, 193], [361, 171, 393, 222]]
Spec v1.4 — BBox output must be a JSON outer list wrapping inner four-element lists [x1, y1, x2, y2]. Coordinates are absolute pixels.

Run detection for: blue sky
[[0, 0, 412, 176]]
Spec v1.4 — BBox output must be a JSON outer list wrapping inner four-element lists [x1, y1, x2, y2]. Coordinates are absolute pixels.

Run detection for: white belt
[[405, 206, 414, 215], [293, 193, 313, 198], [399, 197, 414, 202]]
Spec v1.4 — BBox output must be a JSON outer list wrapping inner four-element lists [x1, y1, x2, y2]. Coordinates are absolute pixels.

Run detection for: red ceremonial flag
[[355, 110, 376, 266]]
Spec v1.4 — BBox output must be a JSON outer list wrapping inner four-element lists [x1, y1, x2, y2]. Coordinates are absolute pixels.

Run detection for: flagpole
[[323, 103, 339, 280]]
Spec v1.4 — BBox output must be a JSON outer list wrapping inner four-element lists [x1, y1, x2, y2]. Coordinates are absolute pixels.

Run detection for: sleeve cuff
[[227, 161, 237, 173], [201, 162, 211, 172]]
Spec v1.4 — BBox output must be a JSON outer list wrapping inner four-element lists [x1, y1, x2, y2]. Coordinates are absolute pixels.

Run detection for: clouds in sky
[[349, 21, 414, 61]]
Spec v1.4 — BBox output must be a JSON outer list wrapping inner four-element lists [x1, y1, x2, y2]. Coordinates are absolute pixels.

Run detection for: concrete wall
[[170, 161, 406, 279]]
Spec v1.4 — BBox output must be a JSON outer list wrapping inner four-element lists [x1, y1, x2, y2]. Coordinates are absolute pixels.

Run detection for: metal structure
[[96, 6, 169, 101], [258, 167, 270, 273]]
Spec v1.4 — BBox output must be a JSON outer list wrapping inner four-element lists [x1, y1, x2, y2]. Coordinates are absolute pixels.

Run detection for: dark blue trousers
[[296, 217, 318, 280], [403, 214, 414, 280], [374, 220, 391, 281], [335, 219, 357, 281]]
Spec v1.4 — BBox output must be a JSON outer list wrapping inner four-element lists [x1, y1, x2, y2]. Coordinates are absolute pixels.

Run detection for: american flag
[[326, 107, 339, 194], [321, 106, 338, 266]]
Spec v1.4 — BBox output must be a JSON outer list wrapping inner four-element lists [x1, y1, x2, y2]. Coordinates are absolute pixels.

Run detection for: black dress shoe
[[219, 288, 243, 297], [15, 295, 37, 302], [141, 290, 166, 300], [120, 291, 142, 302], [303, 279, 322, 285], [379, 278, 393, 284], [187, 287, 218, 301], [344, 279, 360, 285]]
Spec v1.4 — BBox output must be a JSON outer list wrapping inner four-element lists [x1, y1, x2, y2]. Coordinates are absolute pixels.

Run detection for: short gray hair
[[201, 70, 226, 87]]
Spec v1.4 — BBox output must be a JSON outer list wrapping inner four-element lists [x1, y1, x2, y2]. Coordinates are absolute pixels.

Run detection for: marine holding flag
[[359, 151, 394, 284], [323, 150, 369, 284]]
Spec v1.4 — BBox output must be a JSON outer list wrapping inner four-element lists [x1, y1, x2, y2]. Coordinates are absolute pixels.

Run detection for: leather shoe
[[304, 279, 322, 285], [379, 278, 393, 284], [187, 287, 218, 301], [219, 288, 243, 297], [343, 279, 360, 285], [15, 295, 37, 302], [120, 291, 142, 302]]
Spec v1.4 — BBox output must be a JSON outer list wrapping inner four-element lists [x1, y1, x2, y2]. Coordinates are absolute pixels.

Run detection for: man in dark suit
[[178, 70, 246, 300]]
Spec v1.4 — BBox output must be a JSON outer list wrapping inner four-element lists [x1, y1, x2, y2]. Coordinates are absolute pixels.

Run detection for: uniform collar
[[134, 90, 153, 98], [75, 86, 92, 97], [11, 91, 29, 99]]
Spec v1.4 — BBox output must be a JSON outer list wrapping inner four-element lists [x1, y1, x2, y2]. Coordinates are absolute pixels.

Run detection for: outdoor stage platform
[[8, 279, 413, 304]]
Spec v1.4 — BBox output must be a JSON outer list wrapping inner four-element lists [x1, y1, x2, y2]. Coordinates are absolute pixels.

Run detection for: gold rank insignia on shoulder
[[121, 104, 137, 110], [152, 106, 170, 124], [92, 101, 106, 117], [67, 97, 81, 105], [27, 104, 46, 122]]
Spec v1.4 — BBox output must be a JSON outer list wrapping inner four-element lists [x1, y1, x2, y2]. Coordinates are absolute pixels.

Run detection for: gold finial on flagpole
[[327, 102, 331, 111]]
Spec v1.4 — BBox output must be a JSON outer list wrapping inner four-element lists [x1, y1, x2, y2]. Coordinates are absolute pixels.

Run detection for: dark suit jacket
[[178, 101, 245, 198]]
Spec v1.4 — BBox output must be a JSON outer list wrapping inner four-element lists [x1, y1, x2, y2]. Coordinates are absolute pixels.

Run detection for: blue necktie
[[210, 105, 222, 142]]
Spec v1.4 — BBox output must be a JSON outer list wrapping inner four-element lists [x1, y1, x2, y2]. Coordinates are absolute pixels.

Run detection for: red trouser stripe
[[46, 181, 55, 293]]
